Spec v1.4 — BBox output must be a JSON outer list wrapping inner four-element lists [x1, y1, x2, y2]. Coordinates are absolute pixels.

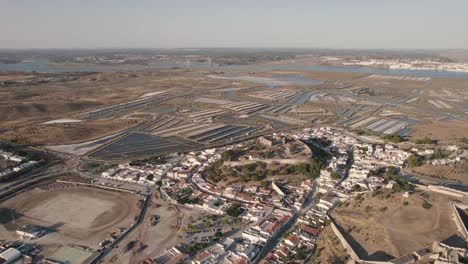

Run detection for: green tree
[[226, 204, 243, 217], [307, 158, 324, 179], [415, 137, 433, 144], [407, 155, 424, 167], [422, 201, 432, 209], [330, 172, 341, 180]]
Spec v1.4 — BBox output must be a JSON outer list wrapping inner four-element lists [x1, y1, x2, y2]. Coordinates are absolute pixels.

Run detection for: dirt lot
[[330, 189, 462, 261], [102, 198, 204, 264], [0, 184, 141, 252], [0, 119, 140, 146], [409, 120, 468, 144], [410, 159, 468, 184]]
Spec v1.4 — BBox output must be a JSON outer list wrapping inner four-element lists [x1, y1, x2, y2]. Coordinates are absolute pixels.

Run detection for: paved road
[[0, 170, 70, 202], [254, 183, 317, 263]]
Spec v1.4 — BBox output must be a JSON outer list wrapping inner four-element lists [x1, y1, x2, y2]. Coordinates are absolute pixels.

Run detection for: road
[[254, 182, 317, 263], [0, 170, 71, 202], [85, 194, 151, 264], [400, 169, 468, 192]]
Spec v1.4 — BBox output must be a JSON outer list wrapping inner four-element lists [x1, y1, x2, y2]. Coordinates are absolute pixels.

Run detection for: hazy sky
[[1, 0, 467, 49]]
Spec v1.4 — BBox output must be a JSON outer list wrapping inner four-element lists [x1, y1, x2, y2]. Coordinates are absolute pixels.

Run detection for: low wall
[[414, 184, 466, 199], [452, 203, 468, 240], [56, 180, 137, 194], [224, 158, 309, 167], [330, 221, 360, 261]]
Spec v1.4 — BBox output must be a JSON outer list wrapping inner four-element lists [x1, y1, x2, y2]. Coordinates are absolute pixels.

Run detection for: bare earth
[[331, 190, 460, 261], [0, 185, 140, 251]]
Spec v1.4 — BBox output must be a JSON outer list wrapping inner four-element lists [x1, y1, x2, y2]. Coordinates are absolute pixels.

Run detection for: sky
[[1, 0, 468, 49]]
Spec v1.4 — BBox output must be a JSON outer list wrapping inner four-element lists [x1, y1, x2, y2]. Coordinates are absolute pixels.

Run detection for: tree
[[214, 231, 223, 238], [313, 192, 323, 203], [351, 184, 361, 192], [260, 180, 270, 188], [330, 172, 341, 180], [415, 137, 433, 144], [433, 148, 448, 159], [146, 174, 154, 181], [226, 204, 243, 217], [307, 158, 324, 179], [422, 201, 432, 209], [407, 155, 424, 167], [294, 246, 307, 260], [383, 134, 404, 143]]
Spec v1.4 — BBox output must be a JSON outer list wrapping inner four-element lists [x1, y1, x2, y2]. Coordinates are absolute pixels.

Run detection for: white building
[[0, 248, 21, 264]]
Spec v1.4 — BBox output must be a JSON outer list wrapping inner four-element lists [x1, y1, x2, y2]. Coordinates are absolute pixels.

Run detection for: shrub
[[226, 204, 244, 217], [415, 137, 433, 144], [422, 201, 432, 209], [330, 172, 342, 180], [407, 155, 425, 168], [383, 134, 404, 143]]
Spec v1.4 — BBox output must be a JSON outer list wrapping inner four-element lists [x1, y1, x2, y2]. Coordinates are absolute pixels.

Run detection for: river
[[1, 60, 468, 78]]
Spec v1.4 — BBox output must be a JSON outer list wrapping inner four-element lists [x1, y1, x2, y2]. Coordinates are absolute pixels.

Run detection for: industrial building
[[0, 248, 21, 264]]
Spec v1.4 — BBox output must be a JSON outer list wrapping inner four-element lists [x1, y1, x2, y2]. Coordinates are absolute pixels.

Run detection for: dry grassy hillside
[[330, 189, 462, 261]]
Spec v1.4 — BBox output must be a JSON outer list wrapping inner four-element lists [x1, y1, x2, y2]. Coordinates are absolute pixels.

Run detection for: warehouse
[[0, 248, 21, 264]]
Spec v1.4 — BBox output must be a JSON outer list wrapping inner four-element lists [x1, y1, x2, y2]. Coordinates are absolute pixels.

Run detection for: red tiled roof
[[286, 234, 300, 244], [300, 225, 320, 236], [265, 222, 280, 234], [278, 215, 289, 223]]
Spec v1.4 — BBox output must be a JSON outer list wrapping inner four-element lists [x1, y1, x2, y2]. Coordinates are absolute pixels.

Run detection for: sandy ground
[[0, 185, 140, 252], [102, 198, 205, 264], [331, 190, 461, 261], [409, 120, 468, 144]]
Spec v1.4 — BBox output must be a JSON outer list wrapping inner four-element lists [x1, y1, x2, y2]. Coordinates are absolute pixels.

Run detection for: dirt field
[[0, 184, 141, 251], [330, 189, 461, 261], [0, 119, 140, 145], [102, 198, 203, 264], [308, 225, 349, 264], [410, 159, 468, 184], [409, 120, 468, 144]]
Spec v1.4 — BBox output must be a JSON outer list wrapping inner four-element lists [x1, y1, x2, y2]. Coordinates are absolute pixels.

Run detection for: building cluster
[[347, 142, 408, 191], [242, 209, 292, 244], [302, 127, 412, 193], [430, 157, 462, 166], [410, 146, 464, 166], [102, 126, 454, 264], [260, 224, 319, 264], [15, 225, 45, 240], [0, 240, 41, 264], [0, 150, 38, 180], [338, 58, 468, 73], [101, 163, 172, 185]]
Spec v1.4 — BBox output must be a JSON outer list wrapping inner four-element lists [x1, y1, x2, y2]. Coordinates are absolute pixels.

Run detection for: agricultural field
[[1, 67, 467, 160], [89, 133, 201, 160]]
